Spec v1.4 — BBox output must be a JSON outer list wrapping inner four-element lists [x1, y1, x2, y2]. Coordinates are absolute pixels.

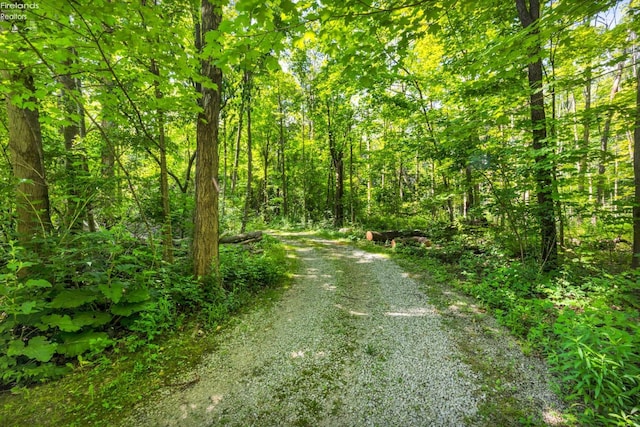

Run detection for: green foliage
[[220, 239, 285, 292], [391, 223, 640, 425], [552, 307, 640, 425], [0, 231, 287, 389]]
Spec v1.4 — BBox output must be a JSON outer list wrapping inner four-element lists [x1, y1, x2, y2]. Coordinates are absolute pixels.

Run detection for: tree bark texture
[[515, 0, 558, 271], [632, 49, 640, 268], [5, 68, 52, 245], [597, 59, 624, 208], [193, 0, 222, 278], [241, 70, 253, 234], [278, 89, 288, 219], [60, 56, 85, 232], [151, 58, 174, 263], [327, 101, 344, 227]]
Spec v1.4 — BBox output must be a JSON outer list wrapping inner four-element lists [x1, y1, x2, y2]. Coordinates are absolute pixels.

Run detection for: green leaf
[[7, 340, 25, 357], [23, 336, 57, 362], [25, 279, 52, 289], [72, 312, 112, 328], [57, 332, 112, 357], [98, 281, 124, 303], [20, 301, 37, 314], [122, 287, 150, 303], [111, 301, 152, 316], [39, 314, 80, 332], [264, 55, 281, 73], [50, 289, 98, 308]]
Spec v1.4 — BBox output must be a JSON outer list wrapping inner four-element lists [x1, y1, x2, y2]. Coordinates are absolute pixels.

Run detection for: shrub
[[1, 233, 288, 388], [551, 307, 640, 425]]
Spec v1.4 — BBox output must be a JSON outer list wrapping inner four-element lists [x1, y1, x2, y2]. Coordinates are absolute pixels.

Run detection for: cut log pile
[[390, 236, 432, 249], [219, 231, 263, 244], [365, 230, 428, 242]]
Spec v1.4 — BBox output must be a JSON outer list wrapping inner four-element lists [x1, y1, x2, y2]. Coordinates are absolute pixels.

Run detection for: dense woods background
[[1, 0, 640, 425]]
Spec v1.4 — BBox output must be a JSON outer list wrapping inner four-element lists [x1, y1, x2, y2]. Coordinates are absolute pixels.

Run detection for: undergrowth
[[0, 231, 288, 426]]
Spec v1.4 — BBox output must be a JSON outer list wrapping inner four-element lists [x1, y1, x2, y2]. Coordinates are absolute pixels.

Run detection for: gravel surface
[[126, 233, 564, 426]]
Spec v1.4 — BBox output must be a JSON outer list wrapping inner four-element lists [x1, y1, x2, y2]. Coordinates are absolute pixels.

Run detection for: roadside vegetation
[[0, 233, 290, 426]]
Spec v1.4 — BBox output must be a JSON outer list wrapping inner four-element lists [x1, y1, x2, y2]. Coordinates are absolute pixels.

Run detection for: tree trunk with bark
[[231, 75, 246, 194], [261, 132, 270, 221], [327, 101, 344, 227], [193, 0, 222, 279], [5, 68, 52, 246], [278, 90, 288, 219], [241, 69, 253, 234], [60, 53, 86, 232], [632, 46, 640, 268], [151, 58, 174, 263], [597, 58, 625, 208], [516, 0, 558, 271]]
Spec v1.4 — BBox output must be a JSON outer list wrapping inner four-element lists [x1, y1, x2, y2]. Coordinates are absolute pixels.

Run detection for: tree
[[193, 0, 223, 279], [3, 64, 51, 246], [632, 30, 640, 268], [515, 0, 558, 270]]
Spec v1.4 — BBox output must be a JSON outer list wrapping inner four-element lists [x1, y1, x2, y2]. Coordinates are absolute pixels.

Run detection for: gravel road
[[127, 233, 565, 426]]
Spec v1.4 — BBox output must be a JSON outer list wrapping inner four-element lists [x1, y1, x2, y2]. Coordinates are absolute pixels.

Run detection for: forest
[[1, 0, 640, 425]]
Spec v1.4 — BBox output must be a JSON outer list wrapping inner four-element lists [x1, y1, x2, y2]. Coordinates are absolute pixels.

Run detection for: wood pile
[[219, 231, 263, 244]]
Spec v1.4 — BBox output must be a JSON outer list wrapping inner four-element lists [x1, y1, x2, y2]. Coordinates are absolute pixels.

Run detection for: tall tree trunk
[[231, 80, 245, 194], [301, 104, 308, 224], [579, 68, 592, 195], [261, 133, 270, 222], [327, 100, 344, 227], [60, 58, 83, 232], [367, 136, 372, 216], [465, 164, 474, 218], [151, 58, 174, 263], [278, 89, 288, 218], [549, 49, 564, 247], [398, 159, 404, 208], [442, 175, 454, 224], [221, 110, 227, 216], [193, 0, 222, 279], [350, 133, 355, 223], [241, 70, 253, 233], [5, 68, 52, 245], [597, 59, 625, 208], [632, 45, 640, 268], [516, 0, 558, 271]]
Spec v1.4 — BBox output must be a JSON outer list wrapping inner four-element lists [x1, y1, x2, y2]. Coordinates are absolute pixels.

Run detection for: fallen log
[[219, 231, 263, 244], [391, 237, 432, 249], [365, 230, 427, 242]]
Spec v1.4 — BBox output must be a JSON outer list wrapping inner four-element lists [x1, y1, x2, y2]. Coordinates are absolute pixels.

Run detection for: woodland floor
[[125, 232, 567, 426]]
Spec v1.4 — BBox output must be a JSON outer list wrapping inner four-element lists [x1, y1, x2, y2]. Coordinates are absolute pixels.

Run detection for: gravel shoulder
[[126, 233, 565, 426]]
